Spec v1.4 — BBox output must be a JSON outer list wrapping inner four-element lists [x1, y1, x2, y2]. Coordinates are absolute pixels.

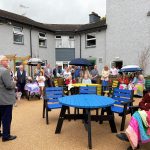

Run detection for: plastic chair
[[143, 79, 150, 96], [54, 79, 59, 87], [79, 86, 97, 94], [75, 86, 98, 117], [43, 87, 69, 124], [100, 88, 134, 131], [109, 80, 119, 96]]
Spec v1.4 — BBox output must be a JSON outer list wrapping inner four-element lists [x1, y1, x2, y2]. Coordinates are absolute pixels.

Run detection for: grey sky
[[0, 0, 106, 24]]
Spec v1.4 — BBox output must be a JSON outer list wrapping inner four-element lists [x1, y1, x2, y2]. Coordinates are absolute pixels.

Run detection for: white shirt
[[82, 78, 92, 84], [63, 71, 71, 79], [36, 76, 46, 87], [110, 68, 118, 76]]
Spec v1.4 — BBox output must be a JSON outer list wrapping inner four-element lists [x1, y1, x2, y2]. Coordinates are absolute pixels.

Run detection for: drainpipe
[[29, 26, 33, 76], [79, 34, 81, 58], [30, 27, 33, 57]]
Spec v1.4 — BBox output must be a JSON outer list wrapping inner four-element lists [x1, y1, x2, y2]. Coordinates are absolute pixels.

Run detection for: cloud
[[0, 0, 106, 24]]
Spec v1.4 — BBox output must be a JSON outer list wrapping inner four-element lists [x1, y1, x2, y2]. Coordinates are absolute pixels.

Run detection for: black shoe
[[2, 135, 17, 142], [116, 133, 129, 142], [127, 144, 140, 150]]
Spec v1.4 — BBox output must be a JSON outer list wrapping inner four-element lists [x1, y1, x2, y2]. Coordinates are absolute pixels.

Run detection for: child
[[65, 75, 76, 85], [65, 75, 76, 95], [82, 73, 92, 84], [36, 71, 45, 99]]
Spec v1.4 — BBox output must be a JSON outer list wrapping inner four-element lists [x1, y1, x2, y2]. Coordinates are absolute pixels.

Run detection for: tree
[[138, 48, 150, 75]]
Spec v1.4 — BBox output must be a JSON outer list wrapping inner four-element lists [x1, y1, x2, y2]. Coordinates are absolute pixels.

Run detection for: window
[[39, 32, 47, 47], [55, 35, 75, 48], [13, 26, 24, 44], [55, 35, 61, 39], [69, 36, 75, 48], [69, 36, 74, 39], [86, 33, 96, 47], [55, 35, 62, 48]]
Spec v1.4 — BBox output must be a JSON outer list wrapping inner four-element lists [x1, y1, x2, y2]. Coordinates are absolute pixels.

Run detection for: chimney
[[89, 12, 101, 23]]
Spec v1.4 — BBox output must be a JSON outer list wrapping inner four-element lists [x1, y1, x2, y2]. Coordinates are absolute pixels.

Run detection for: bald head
[[19, 64, 24, 71]]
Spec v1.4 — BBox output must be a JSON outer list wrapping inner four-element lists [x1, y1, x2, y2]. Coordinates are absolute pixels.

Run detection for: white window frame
[[86, 33, 96, 48], [13, 26, 24, 44], [55, 35, 62, 48], [39, 32, 47, 48]]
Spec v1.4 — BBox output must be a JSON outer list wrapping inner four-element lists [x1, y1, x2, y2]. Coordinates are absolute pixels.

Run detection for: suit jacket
[[53, 68, 58, 77], [0, 65, 16, 105]]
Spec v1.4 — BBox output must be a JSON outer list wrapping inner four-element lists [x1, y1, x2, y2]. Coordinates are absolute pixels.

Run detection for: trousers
[[0, 105, 13, 139]]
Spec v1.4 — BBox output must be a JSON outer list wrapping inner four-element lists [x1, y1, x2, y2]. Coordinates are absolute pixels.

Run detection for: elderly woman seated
[[128, 74, 145, 97], [133, 74, 145, 97], [116, 88, 150, 150]]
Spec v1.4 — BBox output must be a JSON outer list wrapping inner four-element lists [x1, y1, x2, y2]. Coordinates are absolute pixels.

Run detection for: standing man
[[15, 64, 27, 98], [0, 55, 17, 141], [44, 64, 53, 87], [53, 65, 59, 78], [90, 65, 99, 83]]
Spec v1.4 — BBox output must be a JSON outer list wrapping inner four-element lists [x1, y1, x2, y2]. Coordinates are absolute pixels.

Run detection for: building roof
[[78, 19, 106, 32], [45, 24, 82, 32], [0, 9, 107, 34], [0, 9, 54, 32]]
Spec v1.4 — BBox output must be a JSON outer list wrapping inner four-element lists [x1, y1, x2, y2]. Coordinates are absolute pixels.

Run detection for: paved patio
[[0, 98, 149, 150]]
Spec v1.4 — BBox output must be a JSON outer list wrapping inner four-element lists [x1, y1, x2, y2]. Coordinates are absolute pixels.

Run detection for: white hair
[[0, 55, 6, 64]]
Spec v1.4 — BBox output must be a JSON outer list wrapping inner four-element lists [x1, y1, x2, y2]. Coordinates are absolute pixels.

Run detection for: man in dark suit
[[0, 55, 17, 141], [15, 64, 27, 98]]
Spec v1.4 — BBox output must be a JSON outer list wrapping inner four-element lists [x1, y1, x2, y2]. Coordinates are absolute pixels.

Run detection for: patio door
[[111, 61, 123, 69]]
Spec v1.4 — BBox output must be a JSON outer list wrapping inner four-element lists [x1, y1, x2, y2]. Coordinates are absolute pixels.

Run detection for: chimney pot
[[89, 12, 101, 23]]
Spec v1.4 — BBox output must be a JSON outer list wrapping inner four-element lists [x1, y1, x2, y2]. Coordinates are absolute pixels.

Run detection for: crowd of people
[[0, 55, 150, 150], [0, 58, 146, 102], [3, 62, 146, 100]]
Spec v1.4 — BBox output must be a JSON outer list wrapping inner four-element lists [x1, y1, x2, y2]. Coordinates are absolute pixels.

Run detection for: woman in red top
[[118, 73, 129, 89], [139, 89, 150, 111]]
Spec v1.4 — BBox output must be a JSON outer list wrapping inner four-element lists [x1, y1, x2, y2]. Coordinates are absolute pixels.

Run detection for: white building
[[106, 0, 150, 75], [0, 0, 150, 75]]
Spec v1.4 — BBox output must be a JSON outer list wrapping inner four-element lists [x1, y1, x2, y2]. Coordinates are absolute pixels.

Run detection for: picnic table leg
[[106, 107, 117, 133], [42, 99, 46, 118], [83, 109, 88, 130], [86, 109, 92, 149], [55, 105, 67, 134]]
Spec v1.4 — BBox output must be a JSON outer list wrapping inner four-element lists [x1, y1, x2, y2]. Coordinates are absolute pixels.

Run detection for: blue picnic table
[[55, 94, 117, 149]]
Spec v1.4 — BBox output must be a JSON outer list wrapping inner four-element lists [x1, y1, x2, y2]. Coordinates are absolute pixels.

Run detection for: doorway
[[111, 61, 123, 69]]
